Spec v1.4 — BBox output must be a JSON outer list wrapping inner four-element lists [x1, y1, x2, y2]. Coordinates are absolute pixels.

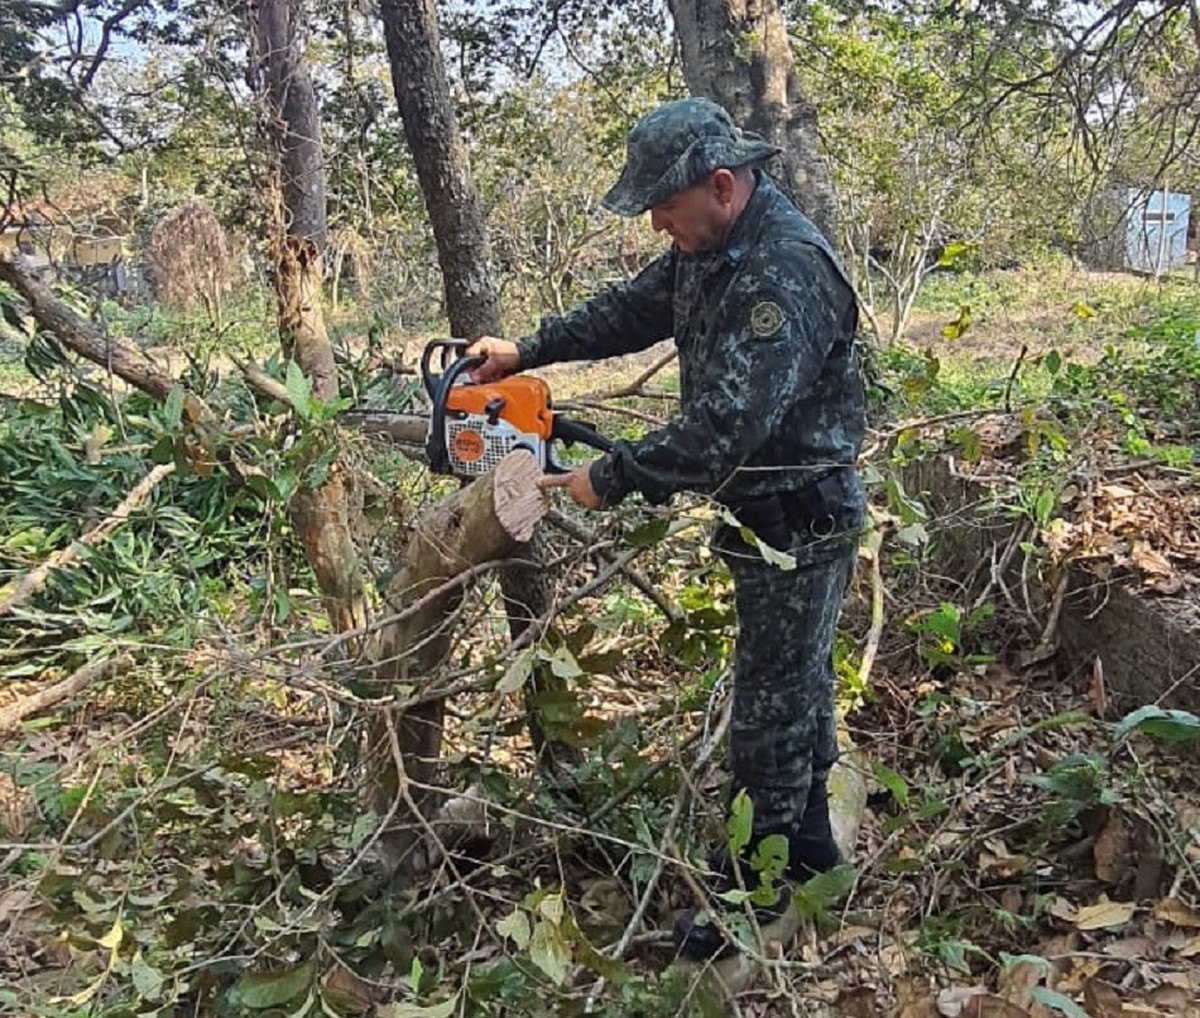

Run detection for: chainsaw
[[339, 339, 613, 478]]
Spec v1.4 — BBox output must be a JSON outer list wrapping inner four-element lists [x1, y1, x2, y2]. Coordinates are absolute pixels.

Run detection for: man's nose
[[650, 208, 667, 233]]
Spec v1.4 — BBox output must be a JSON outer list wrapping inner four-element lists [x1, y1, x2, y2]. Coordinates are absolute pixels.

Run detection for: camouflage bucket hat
[[602, 97, 782, 217]]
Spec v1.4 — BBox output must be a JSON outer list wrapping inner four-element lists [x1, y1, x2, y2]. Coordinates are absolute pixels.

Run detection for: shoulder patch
[[749, 300, 785, 337]]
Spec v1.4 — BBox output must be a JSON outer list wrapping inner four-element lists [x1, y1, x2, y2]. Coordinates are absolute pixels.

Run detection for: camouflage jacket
[[516, 174, 865, 508]]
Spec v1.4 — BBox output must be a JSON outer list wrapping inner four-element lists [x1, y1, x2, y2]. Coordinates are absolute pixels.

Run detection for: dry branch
[[0, 255, 207, 423], [0, 463, 176, 617], [0, 654, 134, 732]]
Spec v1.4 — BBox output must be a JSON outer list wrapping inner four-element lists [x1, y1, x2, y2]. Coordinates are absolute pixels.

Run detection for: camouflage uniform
[[516, 98, 864, 884]]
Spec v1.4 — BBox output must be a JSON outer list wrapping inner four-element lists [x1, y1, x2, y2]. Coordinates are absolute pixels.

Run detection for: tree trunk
[[667, 0, 840, 244], [379, 0, 571, 769], [251, 0, 367, 636], [378, 0, 502, 339]]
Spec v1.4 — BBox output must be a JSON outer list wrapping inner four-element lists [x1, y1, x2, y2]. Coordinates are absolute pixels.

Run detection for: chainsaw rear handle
[[545, 416, 615, 474]]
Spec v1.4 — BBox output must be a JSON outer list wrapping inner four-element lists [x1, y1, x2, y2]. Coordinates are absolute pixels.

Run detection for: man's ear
[[711, 168, 737, 206]]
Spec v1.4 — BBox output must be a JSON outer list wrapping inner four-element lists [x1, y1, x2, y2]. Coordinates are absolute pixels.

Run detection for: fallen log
[[363, 448, 546, 872]]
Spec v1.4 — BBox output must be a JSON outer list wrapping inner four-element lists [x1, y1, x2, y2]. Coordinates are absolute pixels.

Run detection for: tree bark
[[251, 0, 366, 636], [667, 0, 840, 244], [378, 0, 503, 339]]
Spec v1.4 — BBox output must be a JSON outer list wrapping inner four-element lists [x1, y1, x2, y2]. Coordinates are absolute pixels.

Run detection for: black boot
[[673, 833, 793, 961], [788, 776, 843, 880]]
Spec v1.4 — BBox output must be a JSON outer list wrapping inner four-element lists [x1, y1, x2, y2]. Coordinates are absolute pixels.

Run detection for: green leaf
[[496, 647, 536, 694], [1, 297, 27, 334], [529, 919, 570, 986], [384, 995, 459, 1018], [727, 789, 753, 857], [408, 956, 424, 996], [1045, 349, 1062, 375], [496, 908, 531, 948], [872, 762, 909, 806], [750, 833, 789, 883], [1000, 952, 1054, 975], [1030, 988, 1089, 1018], [538, 892, 565, 925], [285, 361, 312, 419], [1114, 705, 1200, 743], [626, 517, 669, 548], [544, 644, 582, 679], [164, 386, 185, 428], [130, 952, 164, 1002], [792, 863, 856, 917], [230, 960, 314, 1010]]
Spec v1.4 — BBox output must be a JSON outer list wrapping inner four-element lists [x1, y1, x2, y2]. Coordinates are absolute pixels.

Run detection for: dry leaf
[[1101, 484, 1137, 499], [960, 994, 1030, 1018], [1075, 900, 1136, 930], [937, 987, 992, 1017], [1102, 935, 1155, 960], [835, 986, 878, 1018], [827, 924, 876, 947], [1082, 978, 1125, 1018], [1177, 935, 1200, 958], [1145, 984, 1193, 1015], [1048, 898, 1079, 924], [1153, 898, 1200, 929], [1131, 541, 1173, 577], [894, 977, 940, 1018], [1087, 657, 1108, 717], [999, 958, 1047, 1009], [1094, 813, 1133, 885]]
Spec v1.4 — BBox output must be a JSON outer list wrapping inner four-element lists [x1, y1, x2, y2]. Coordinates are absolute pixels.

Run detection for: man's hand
[[537, 465, 602, 510], [465, 336, 520, 382]]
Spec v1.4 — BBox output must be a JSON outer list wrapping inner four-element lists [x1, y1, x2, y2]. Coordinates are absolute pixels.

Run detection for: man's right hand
[[465, 336, 521, 382]]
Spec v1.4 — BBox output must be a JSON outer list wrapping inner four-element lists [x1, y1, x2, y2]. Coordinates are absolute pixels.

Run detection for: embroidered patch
[[750, 300, 785, 337]]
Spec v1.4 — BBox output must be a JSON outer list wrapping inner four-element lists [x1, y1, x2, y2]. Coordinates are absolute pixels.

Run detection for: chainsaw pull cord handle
[[427, 352, 485, 473]]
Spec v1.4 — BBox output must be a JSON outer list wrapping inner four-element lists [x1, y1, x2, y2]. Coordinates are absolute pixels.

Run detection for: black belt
[[725, 468, 854, 550]]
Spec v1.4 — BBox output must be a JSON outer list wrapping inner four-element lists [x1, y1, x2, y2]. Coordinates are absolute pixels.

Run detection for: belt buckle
[[810, 513, 836, 538]]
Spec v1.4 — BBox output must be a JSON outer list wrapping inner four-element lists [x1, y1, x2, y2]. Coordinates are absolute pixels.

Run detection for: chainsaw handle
[[420, 338, 472, 397], [546, 415, 615, 473]]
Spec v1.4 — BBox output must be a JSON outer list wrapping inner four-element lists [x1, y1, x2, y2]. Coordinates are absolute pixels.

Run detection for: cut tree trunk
[[668, 0, 840, 242], [363, 449, 547, 872]]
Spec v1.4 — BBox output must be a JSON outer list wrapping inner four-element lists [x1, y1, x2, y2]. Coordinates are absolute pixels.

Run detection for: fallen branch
[[0, 654, 134, 732], [545, 508, 681, 621], [0, 463, 176, 617], [0, 255, 207, 422]]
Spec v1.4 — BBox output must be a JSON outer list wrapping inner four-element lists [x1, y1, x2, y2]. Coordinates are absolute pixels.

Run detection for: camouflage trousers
[[714, 521, 859, 836]]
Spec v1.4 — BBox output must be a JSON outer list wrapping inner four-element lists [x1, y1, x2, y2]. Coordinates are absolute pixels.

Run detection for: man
[[467, 97, 865, 960]]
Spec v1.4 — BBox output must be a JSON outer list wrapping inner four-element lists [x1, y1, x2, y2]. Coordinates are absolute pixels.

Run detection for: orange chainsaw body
[[421, 339, 611, 477], [441, 374, 555, 475]]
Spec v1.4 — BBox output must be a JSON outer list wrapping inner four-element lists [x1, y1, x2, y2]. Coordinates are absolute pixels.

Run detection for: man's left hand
[[537, 465, 602, 510]]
